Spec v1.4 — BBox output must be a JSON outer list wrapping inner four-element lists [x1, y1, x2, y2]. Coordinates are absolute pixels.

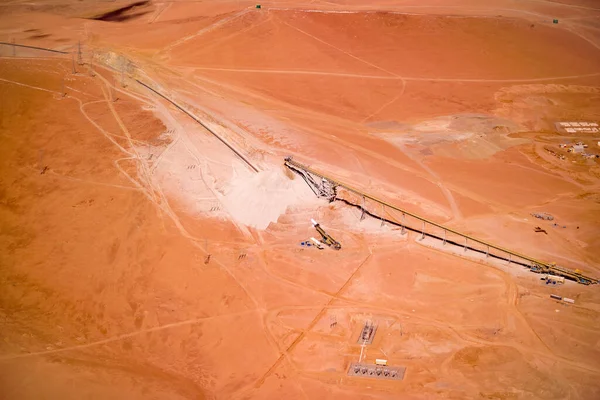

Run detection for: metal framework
[[284, 157, 598, 285]]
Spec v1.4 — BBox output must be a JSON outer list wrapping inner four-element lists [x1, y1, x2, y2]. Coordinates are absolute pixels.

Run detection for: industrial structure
[[358, 320, 377, 344], [311, 219, 342, 250], [347, 362, 406, 381], [285, 157, 598, 285], [531, 212, 554, 221]]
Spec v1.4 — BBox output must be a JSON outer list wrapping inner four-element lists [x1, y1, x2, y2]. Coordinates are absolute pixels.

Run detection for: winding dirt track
[[158, 7, 252, 56], [0, 310, 259, 361], [1, 0, 600, 398], [189, 67, 600, 83]]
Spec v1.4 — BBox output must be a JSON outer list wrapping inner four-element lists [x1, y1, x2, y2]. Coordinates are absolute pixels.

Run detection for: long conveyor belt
[[284, 157, 598, 285]]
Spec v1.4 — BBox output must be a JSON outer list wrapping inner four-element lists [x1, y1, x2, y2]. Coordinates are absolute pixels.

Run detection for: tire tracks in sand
[[159, 7, 253, 56], [0, 310, 259, 361], [274, 13, 408, 115], [190, 66, 600, 83], [0, 70, 266, 364]]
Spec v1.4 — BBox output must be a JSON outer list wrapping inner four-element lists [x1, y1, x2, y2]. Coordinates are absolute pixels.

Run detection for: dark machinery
[[285, 158, 599, 285]]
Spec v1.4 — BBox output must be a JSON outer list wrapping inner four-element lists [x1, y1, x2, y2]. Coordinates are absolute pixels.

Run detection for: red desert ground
[[1, 0, 600, 399]]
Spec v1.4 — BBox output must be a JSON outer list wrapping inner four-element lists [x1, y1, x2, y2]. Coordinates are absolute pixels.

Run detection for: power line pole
[[77, 41, 83, 65], [89, 51, 95, 77], [112, 77, 118, 102], [38, 150, 44, 174]]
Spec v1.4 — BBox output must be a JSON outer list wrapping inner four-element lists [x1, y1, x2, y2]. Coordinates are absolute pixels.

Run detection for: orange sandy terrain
[[1, 0, 600, 399]]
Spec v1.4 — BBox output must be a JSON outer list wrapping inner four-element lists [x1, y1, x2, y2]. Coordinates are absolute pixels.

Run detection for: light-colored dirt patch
[[2, 1, 600, 398]]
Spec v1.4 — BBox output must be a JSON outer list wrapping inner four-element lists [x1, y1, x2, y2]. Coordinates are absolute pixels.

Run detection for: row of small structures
[[348, 320, 406, 381], [558, 142, 599, 159]]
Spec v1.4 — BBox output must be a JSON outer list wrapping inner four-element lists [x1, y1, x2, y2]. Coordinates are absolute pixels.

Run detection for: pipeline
[[136, 79, 259, 173], [284, 157, 599, 285], [0, 42, 69, 54], [3, 44, 259, 173]]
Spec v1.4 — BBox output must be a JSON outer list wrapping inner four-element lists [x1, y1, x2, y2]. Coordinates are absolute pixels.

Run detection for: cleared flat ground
[[1, 0, 600, 399], [173, 11, 600, 77], [170, 10, 600, 122]]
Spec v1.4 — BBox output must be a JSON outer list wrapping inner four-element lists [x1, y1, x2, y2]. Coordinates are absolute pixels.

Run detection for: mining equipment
[[285, 158, 598, 285], [311, 219, 341, 250], [541, 274, 565, 285], [310, 237, 325, 250], [358, 320, 377, 344], [531, 212, 554, 221], [532, 262, 594, 285]]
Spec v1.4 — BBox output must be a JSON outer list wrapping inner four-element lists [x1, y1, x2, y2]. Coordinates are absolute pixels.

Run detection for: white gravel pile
[[220, 168, 320, 229]]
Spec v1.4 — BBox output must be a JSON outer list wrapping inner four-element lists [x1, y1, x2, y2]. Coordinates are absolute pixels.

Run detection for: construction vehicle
[[310, 237, 325, 249], [532, 262, 595, 285], [531, 212, 554, 221], [541, 274, 565, 285], [311, 219, 341, 250]]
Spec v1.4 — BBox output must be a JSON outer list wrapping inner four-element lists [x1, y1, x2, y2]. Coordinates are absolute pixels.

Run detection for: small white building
[[573, 144, 585, 153]]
